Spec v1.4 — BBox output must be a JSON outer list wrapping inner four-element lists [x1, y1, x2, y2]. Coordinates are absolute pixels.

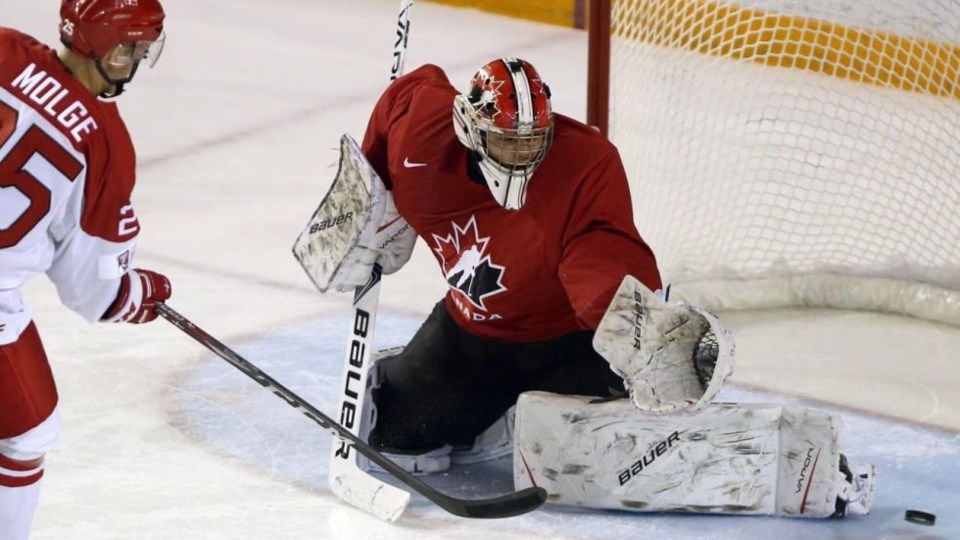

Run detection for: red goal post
[[586, 0, 960, 324], [587, 0, 611, 137]]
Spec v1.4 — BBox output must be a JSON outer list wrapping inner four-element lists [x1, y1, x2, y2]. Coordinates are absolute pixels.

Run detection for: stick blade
[[451, 486, 548, 519], [329, 467, 411, 522]]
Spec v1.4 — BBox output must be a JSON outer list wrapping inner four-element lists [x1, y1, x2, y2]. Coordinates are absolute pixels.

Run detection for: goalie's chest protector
[[386, 111, 598, 342]]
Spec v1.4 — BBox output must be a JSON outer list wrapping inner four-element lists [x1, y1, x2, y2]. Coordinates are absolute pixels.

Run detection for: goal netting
[[590, 0, 960, 324]]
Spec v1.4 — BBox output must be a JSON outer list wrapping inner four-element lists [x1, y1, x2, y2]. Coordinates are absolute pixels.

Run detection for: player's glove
[[101, 268, 172, 324], [593, 275, 734, 414], [328, 181, 417, 293], [292, 134, 417, 294]]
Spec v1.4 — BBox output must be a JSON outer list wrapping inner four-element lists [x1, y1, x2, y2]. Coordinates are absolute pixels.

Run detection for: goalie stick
[[289, 0, 418, 520], [313, 0, 410, 522], [156, 302, 547, 519], [291, 0, 416, 519], [326, 263, 411, 521]]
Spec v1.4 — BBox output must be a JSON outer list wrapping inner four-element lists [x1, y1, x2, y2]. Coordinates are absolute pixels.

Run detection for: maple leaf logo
[[470, 67, 506, 121], [431, 216, 506, 311]]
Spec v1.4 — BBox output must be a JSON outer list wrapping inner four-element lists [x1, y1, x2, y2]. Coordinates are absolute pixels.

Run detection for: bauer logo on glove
[[309, 212, 354, 234]]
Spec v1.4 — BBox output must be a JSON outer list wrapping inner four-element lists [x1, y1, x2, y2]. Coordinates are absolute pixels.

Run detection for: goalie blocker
[[292, 134, 416, 294], [513, 392, 876, 518]]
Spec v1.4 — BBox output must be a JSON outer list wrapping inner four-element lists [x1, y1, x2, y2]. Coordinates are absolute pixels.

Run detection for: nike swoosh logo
[[403, 157, 428, 168]]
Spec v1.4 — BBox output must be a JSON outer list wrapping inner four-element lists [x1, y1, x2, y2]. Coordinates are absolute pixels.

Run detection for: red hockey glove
[[101, 268, 172, 324]]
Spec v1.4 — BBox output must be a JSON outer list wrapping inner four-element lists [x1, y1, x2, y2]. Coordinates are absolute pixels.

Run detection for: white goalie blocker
[[292, 134, 381, 292], [513, 392, 877, 518], [292, 134, 416, 294]]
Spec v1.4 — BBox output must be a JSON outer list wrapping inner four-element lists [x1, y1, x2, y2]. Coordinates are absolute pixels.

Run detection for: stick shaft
[[157, 302, 547, 518], [390, 0, 414, 81]]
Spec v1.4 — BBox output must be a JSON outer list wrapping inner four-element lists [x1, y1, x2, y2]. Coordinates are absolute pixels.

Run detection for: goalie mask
[[60, 0, 166, 98], [453, 58, 554, 211]]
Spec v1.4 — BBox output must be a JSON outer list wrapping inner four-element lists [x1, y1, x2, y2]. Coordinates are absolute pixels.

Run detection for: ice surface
[[4, 0, 958, 538]]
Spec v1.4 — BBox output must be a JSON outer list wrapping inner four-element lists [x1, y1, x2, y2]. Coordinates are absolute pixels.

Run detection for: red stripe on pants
[[0, 469, 43, 488], [0, 454, 43, 471], [0, 322, 59, 438]]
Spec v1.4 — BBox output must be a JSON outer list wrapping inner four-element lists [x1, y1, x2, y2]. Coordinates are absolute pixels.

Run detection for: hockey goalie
[[294, 57, 876, 520]]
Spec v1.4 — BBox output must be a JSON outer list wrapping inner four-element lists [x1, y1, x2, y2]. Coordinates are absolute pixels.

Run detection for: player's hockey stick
[[324, 0, 413, 521], [157, 302, 548, 519]]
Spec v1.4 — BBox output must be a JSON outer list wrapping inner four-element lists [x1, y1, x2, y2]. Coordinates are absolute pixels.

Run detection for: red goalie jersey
[[362, 64, 662, 342], [0, 28, 139, 342]]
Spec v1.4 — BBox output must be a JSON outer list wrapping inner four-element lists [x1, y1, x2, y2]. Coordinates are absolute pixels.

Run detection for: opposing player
[[1, 1, 171, 537]]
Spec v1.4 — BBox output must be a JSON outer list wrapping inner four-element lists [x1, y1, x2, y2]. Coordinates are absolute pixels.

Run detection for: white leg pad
[[451, 406, 515, 466], [360, 348, 452, 476], [513, 392, 871, 518], [361, 350, 516, 475]]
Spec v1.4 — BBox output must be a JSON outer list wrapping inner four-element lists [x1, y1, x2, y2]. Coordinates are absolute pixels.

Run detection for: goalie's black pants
[[370, 300, 624, 452]]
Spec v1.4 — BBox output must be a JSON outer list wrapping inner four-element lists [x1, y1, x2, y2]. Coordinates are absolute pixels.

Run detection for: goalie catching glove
[[593, 275, 734, 413], [292, 134, 417, 293]]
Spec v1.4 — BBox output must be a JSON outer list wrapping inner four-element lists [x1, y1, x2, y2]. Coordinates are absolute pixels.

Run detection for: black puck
[[904, 510, 936, 526]]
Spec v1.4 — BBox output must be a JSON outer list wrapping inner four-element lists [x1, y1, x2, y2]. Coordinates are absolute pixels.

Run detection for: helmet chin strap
[[464, 151, 487, 186], [94, 59, 139, 98], [100, 82, 126, 99]]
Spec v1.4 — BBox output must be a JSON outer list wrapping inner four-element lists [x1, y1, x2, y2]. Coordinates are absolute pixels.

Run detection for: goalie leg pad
[[358, 348, 452, 476], [450, 406, 515, 466], [362, 348, 516, 475], [513, 392, 875, 518], [370, 407, 516, 475]]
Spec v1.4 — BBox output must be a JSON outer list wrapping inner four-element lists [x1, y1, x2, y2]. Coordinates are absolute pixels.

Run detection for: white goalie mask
[[453, 58, 554, 211]]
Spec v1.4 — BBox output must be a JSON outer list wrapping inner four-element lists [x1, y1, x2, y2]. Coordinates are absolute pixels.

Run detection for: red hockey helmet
[[60, 0, 165, 60], [453, 58, 554, 210], [59, 0, 166, 96]]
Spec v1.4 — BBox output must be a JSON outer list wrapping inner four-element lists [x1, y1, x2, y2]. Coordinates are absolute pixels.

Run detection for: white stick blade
[[329, 468, 410, 522]]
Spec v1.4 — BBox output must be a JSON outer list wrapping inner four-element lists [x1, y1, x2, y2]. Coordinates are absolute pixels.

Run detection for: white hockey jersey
[[0, 28, 140, 344]]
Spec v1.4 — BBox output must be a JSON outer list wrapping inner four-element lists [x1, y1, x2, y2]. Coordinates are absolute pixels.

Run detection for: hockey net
[[588, 0, 960, 324]]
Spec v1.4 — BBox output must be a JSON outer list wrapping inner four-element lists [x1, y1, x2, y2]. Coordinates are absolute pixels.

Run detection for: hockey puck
[[904, 510, 936, 526]]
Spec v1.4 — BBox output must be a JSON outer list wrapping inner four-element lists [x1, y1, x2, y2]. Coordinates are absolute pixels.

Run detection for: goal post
[[587, 0, 960, 324], [587, 0, 611, 137]]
